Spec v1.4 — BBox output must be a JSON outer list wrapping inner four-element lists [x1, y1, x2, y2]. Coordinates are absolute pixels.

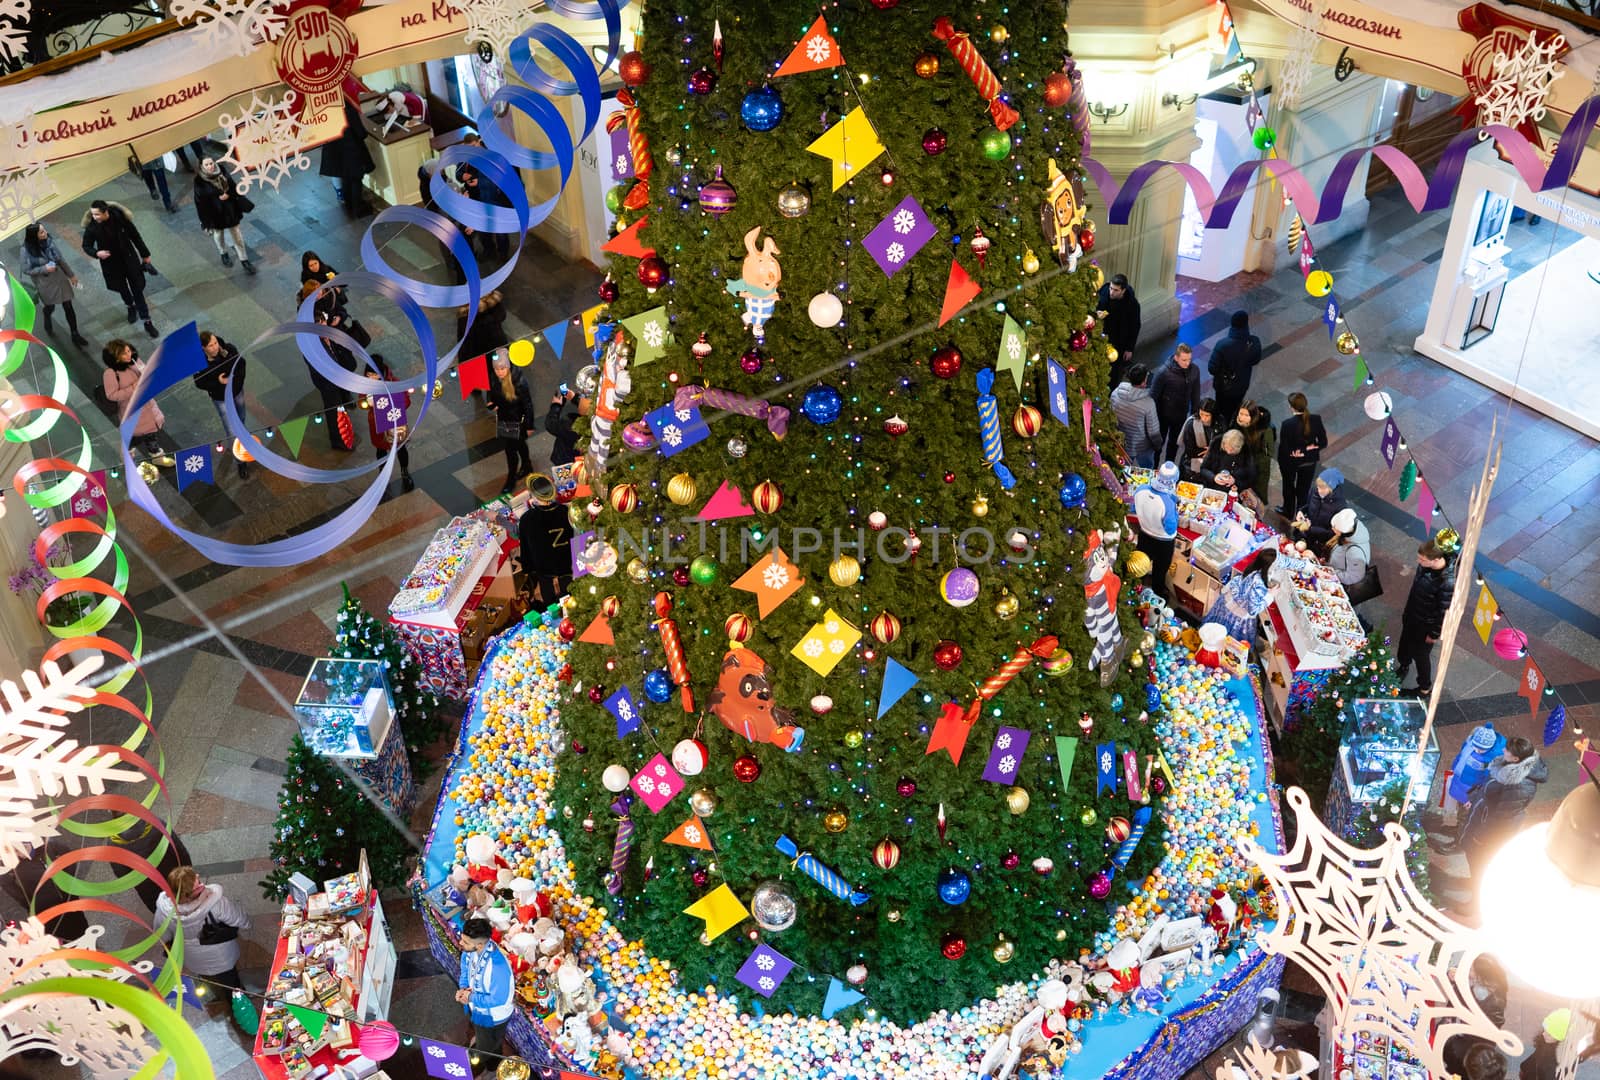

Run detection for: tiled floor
[[5, 163, 1599, 1078]]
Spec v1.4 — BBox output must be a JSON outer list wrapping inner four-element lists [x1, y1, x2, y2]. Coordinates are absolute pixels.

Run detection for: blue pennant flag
[[1095, 742, 1117, 796], [175, 444, 214, 492], [644, 402, 710, 457], [876, 658, 919, 719], [542, 318, 569, 360], [604, 685, 640, 738], [1046, 359, 1072, 427], [822, 976, 865, 1020], [1322, 296, 1341, 340], [1544, 704, 1567, 747]]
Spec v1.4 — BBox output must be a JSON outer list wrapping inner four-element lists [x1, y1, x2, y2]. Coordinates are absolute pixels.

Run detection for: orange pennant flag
[[601, 216, 656, 258], [664, 814, 713, 851], [939, 259, 981, 327], [926, 700, 975, 764], [775, 15, 844, 77], [731, 547, 805, 619], [577, 613, 613, 645]]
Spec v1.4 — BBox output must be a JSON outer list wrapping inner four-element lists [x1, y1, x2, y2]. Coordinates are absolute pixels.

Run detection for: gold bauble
[[887, 909, 902, 922], [1022, 248, 1040, 275], [994, 591, 1020, 620], [1141, 631, 1156, 653], [992, 937, 1015, 963], [626, 558, 649, 583], [1005, 786, 1030, 815], [689, 788, 718, 816], [1125, 550, 1153, 579], [1127, 650, 1145, 667], [1106, 342, 1120, 361], [971, 493, 990, 518], [667, 472, 698, 505], [1055, 928, 1068, 942], [823, 809, 849, 833], [914, 51, 941, 78], [829, 554, 862, 587], [843, 729, 864, 749], [497, 1058, 532, 1080], [990, 25, 1009, 43], [432, 379, 444, 400], [136, 460, 160, 483], [1335, 331, 1359, 355]]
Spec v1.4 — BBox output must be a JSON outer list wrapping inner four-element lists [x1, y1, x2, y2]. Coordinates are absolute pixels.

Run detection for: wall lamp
[[1087, 101, 1130, 122]]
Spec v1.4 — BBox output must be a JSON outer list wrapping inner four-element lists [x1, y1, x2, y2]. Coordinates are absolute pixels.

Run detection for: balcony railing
[[1502, 0, 1600, 36], [0, 1, 175, 81]]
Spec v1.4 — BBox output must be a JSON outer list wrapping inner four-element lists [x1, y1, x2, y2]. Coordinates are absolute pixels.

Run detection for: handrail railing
[[1501, 0, 1600, 37], [0, 5, 178, 87]]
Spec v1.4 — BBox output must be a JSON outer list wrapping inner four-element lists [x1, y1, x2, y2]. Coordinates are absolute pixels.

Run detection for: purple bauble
[[940, 567, 980, 608], [740, 348, 765, 374], [921, 127, 948, 156], [621, 421, 656, 451], [1089, 871, 1112, 900]]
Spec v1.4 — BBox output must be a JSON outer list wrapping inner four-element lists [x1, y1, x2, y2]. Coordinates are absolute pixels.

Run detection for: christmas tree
[[1350, 777, 1432, 900], [1279, 631, 1404, 817], [333, 582, 446, 775], [261, 735, 410, 898], [549, 0, 1162, 1022]]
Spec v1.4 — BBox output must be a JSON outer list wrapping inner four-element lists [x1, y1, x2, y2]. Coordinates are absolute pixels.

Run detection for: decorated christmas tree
[[1280, 631, 1404, 817], [333, 583, 446, 773], [549, 0, 1163, 1022], [261, 735, 410, 898]]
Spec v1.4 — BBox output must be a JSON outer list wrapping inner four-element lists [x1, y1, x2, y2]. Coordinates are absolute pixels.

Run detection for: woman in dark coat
[[486, 352, 535, 494], [1290, 467, 1347, 550], [1197, 428, 1256, 495], [319, 98, 375, 215], [545, 390, 581, 467], [20, 222, 89, 346], [80, 200, 158, 337], [192, 158, 255, 274], [299, 278, 361, 450], [1277, 391, 1327, 518]]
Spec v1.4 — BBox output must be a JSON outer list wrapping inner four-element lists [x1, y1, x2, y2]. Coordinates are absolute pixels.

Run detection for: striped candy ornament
[[974, 367, 1017, 490], [776, 834, 870, 905]]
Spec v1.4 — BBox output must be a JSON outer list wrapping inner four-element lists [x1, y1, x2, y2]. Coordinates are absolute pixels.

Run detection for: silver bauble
[[574, 364, 601, 397], [777, 182, 811, 219], [549, 728, 569, 755], [751, 879, 797, 932], [727, 437, 748, 459]]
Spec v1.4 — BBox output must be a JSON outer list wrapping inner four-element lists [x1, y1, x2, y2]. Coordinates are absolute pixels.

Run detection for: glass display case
[[294, 658, 394, 760], [1325, 697, 1439, 838]]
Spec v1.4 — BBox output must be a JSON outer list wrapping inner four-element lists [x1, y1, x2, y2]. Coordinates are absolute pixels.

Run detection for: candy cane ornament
[[974, 367, 1016, 490], [606, 88, 653, 209], [931, 17, 1020, 131], [652, 591, 695, 711]]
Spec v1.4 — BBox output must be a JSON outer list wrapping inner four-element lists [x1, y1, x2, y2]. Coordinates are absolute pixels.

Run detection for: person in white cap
[[1132, 461, 1180, 601], [1325, 507, 1369, 589]]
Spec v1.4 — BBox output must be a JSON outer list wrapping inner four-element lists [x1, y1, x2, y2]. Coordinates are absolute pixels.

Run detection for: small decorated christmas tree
[[1281, 631, 1403, 816], [333, 583, 446, 773], [1351, 777, 1432, 899], [260, 735, 410, 898]]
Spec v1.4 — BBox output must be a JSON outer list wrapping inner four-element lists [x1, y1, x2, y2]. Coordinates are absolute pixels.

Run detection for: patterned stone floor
[[4, 163, 1598, 1077]]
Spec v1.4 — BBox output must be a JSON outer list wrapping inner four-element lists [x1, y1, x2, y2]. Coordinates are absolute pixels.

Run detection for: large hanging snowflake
[[218, 90, 311, 194], [0, 0, 29, 66], [0, 655, 139, 873], [1243, 788, 1521, 1079], [0, 113, 55, 239], [448, 0, 537, 62], [1216, 1035, 1317, 1080], [1274, 0, 1325, 111], [1476, 32, 1566, 132], [0, 919, 155, 1077], [170, 0, 287, 58]]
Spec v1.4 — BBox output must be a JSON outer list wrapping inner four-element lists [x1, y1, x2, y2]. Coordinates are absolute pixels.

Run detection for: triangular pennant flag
[[620, 306, 671, 366], [997, 314, 1026, 394], [601, 217, 655, 258], [775, 14, 844, 77], [1054, 735, 1078, 793], [542, 319, 569, 360], [578, 612, 614, 644], [1352, 355, 1369, 391], [458, 353, 490, 397], [927, 700, 975, 764], [1473, 583, 1497, 645], [876, 658, 919, 719], [822, 976, 865, 1020], [664, 814, 713, 851], [683, 882, 749, 942], [732, 547, 805, 618], [278, 415, 309, 459], [1416, 480, 1436, 530], [580, 303, 606, 347], [940, 259, 981, 327], [694, 479, 755, 521], [806, 106, 885, 191], [175, 445, 214, 492], [286, 1003, 327, 1041]]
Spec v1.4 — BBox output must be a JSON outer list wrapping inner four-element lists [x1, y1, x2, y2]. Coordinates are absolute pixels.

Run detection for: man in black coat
[[518, 475, 573, 603], [1396, 537, 1456, 696], [457, 133, 514, 262], [1095, 274, 1141, 390], [80, 200, 158, 337], [319, 98, 376, 216], [1206, 310, 1262, 425], [545, 389, 581, 467], [1150, 343, 1200, 463]]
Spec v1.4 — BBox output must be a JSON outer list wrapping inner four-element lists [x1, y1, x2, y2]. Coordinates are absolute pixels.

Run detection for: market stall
[[1123, 469, 1274, 622], [1323, 697, 1440, 841], [252, 853, 398, 1080], [293, 658, 416, 816], [1260, 539, 1366, 733], [408, 599, 1286, 1080]]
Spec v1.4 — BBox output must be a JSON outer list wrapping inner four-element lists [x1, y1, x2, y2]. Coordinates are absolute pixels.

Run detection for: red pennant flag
[[601, 216, 656, 258], [577, 613, 613, 645], [775, 15, 844, 77], [459, 353, 490, 397], [663, 814, 713, 851], [926, 700, 975, 764], [939, 259, 981, 327], [1518, 656, 1546, 716]]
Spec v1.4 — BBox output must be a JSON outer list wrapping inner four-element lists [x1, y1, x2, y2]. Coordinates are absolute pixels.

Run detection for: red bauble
[[691, 868, 710, 887], [930, 345, 963, 380], [571, 741, 586, 754], [1150, 774, 1168, 796], [725, 612, 753, 642], [896, 777, 917, 797], [1069, 329, 1090, 351], [618, 50, 651, 87], [883, 414, 908, 437], [558, 618, 577, 641], [598, 277, 619, 303], [739, 348, 764, 374], [869, 0, 900, 8], [1080, 229, 1096, 254], [1043, 72, 1071, 108], [637, 256, 667, 290], [873, 838, 901, 870], [588, 685, 605, 704], [921, 128, 948, 156], [672, 567, 691, 586], [933, 640, 963, 671], [733, 754, 761, 783], [941, 932, 967, 960], [1001, 850, 1021, 870], [688, 67, 717, 95]]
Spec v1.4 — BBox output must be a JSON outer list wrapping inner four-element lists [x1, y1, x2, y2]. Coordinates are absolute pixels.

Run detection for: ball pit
[[420, 613, 1283, 1079]]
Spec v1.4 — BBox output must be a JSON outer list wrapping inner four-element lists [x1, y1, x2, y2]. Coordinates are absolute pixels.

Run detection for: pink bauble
[[1088, 871, 1112, 899], [1492, 627, 1528, 660], [357, 1020, 400, 1061]]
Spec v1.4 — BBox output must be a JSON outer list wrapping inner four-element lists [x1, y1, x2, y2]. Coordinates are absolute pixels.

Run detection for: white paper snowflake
[[615, 700, 633, 721], [1216, 1034, 1317, 1080], [1005, 333, 1023, 361], [674, 408, 693, 422], [218, 90, 310, 195], [614, 153, 629, 175], [0, 656, 139, 873], [997, 754, 1016, 775], [444, 1063, 468, 1079], [448, 0, 537, 62], [653, 763, 668, 778], [0, 113, 55, 239], [805, 34, 832, 65], [762, 564, 790, 590], [661, 424, 684, 448], [0, 1, 28, 68], [170, 0, 287, 58], [1099, 749, 1113, 773], [636, 776, 655, 795], [824, 619, 840, 634], [758, 975, 775, 991], [885, 242, 906, 264], [182, 454, 205, 474], [385, 407, 403, 425], [756, 953, 776, 971], [72, 498, 93, 515], [1476, 32, 1566, 132], [1275, 0, 1325, 111], [891, 208, 917, 234], [827, 639, 846, 655], [1054, 391, 1067, 414], [641, 321, 666, 348], [996, 733, 1012, 750], [1244, 787, 1521, 1079], [801, 638, 824, 659], [0, 919, 158, 1078], [683, 825, 702, 844], [427, 1045, 447, 1059]]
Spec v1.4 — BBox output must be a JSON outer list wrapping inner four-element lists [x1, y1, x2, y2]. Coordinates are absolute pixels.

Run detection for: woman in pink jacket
[[102, 338, 169, 461]]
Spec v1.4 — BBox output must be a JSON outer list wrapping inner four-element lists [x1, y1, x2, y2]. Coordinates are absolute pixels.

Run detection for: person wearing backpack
[[154, 865, 251, 994], [1206, 310, 1262, 426]]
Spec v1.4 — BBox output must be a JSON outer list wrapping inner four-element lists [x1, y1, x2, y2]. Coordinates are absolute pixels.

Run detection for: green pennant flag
[[285, 1003, 327, 1040], [1352, 356, 1369, 391], [996, 314, 1026, 394], [619, 306, 671, 366], [1398, 459, 1418, 501], [279, 415, 310, 459], [1055, 735, 1079, 793]]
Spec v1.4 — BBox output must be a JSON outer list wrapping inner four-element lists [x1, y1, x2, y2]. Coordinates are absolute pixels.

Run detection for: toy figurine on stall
[[1206, 886, 1238, 952], [1082, 529, 1128, 687], [1194, 622, 1227, 668]]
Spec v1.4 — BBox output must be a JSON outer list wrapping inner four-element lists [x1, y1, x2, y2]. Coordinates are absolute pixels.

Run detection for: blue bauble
[[801, 384, 843, 425], [740, 84, 784, 132], [937, 866, 972, 906], [1110, 693, 1123, 712], [1146, 683, 1162, 713], [1059, 472, 1087, 509], [643, 668, 673, 703]]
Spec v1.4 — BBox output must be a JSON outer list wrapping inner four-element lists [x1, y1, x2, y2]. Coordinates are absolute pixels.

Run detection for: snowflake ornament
[[447, 0, 536, 63], [1216, 1034, 1317, 1080], [801, 639, 824, 659], [892, 208, 917, 234], [218, 90, 311, 194], [0, 113, 55, 239], [762, 564, 790, 590], [1274, 0, 1325, 111], [0, 0, 28, 67], [182, 454, 205, 474], [1005, 333, 1023, 360], [661, 425, 684, 448], [756, 953, 776, 971], [1476, 32, 1566, 133], [683, 825, 702, 844], [885, 242, 906, 264], [170, 0, 287, 58], [641, 321, 666, 348], [805, 34, 832, 65], [1244, 787, 1521, 1079], [997, 754, 1016, 775]]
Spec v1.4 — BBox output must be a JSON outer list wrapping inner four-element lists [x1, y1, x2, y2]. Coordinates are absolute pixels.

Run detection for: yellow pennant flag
[[806, 107, 886, 191], [790, 608, 862, 677], [1473, 583, 1498, 645], [580, 303, 606, 348], [683, 883, 749, 942]]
